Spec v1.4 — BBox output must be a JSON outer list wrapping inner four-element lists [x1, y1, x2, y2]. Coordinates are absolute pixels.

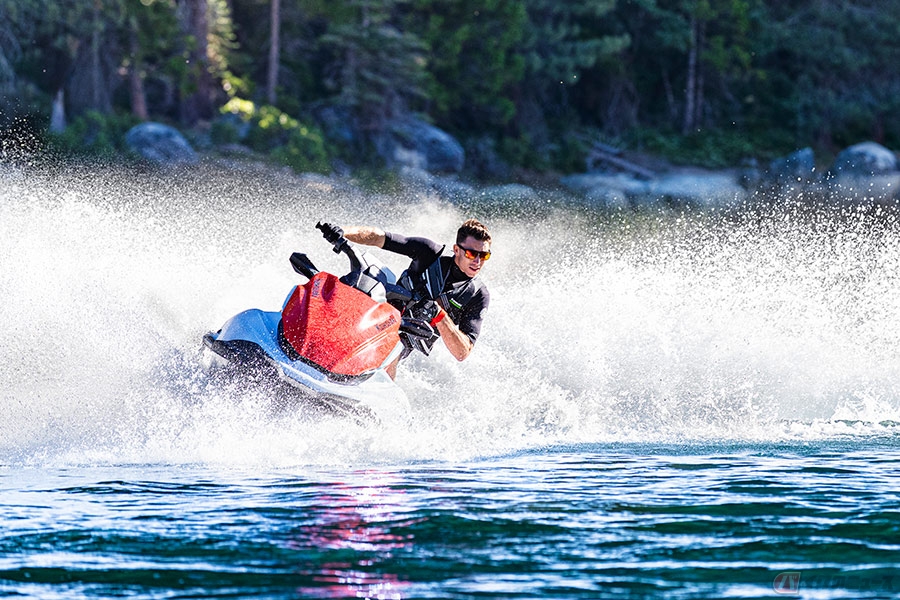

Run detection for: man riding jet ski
[[335, 218, 492, 379], [202, 222, 429, 424], [203, 219, 490, 420]]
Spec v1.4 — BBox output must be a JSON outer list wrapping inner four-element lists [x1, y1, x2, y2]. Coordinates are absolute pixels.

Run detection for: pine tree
[[320, 0, 429, 130], [402, 0, 528, 132]]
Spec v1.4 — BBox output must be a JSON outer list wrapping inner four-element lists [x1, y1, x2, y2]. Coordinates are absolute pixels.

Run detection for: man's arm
[[432, 308, 475, 361], [344, 227, 476, 360], [343, 226, 386, 248]]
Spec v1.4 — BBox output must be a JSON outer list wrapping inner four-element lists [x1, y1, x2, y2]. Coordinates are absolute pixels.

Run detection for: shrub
[[46, 111, 140, 160], [220, 98, 330, 173]]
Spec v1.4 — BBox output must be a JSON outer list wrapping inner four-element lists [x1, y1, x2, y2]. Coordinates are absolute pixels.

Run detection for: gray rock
[[766, 147, 817, 184], [398, 165, 437, 186], [822, 173, 900, 204], [560, 172, 651, 198], [831, 141, 898, 177], [815, 142, 900, 203], [479, 183, 539, 204], [646, 171, 747, 208], [125, 122, 198, 166], [396, 166, 475, 202], [376, 117, 465, 174], [562, 169, 748, 209], [432, 176, 476, 203], [585, 186, 629, 210]]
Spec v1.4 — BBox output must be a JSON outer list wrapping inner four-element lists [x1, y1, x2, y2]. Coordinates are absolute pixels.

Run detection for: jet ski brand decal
[[311, 278, 323, 298], [375, 314, 397, 331]]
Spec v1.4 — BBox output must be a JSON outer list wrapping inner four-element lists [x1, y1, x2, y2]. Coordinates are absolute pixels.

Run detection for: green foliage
[[220, 98, 330, 173], [628, 125, 787, 167], [521, 0, 628, 89], [493, 131, 588, 174], [759, 0, 900, 149], [552, 135, 591, 173], [319, 0, 430, 128], [270, 128, 330, 174], [403, 0, 527, 131], [46, 111, 140, 159], [608, 0, 771, 133], [496, 133, 549, 172], [7, 0, 900, 176]]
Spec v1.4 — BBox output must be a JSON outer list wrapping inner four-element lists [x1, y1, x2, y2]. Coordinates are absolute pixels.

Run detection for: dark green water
[[3, 167, 900, 597], [2, 443, 899, 599]]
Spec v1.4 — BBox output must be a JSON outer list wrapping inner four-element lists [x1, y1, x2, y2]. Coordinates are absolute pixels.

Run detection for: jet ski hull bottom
[[201, 308, 410, 425]]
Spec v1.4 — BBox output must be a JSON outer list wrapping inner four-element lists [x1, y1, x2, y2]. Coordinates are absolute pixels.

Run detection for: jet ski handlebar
[[310, 222, 416, 306], [315, 221, 364, 287], [316, 221, 345, 249]]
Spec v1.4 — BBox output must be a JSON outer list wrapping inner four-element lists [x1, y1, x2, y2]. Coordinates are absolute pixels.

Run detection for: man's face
[[453, 235, 491, 277]]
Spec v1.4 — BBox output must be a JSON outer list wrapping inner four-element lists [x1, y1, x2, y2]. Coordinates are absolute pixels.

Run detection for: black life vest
[[397, 255, 483, 356]]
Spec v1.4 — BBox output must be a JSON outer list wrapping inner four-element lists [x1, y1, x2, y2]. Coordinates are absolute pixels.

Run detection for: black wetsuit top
[[383, 231, 490, 344]]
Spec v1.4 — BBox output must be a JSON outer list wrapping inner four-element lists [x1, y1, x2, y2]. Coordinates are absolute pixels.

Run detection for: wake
[[2, 164, 900, 466]]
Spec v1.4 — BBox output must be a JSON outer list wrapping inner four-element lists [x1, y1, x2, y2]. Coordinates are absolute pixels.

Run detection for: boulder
[[831, 141, 898, 177], [465, 136, 512, 181], [560, 172, 652, 209], [560, 172, 650, 198], [646, 171, 747, 208], [824, 142, 900, 203], [125, 122, 198, 166], [560, 170, 746, 209], [396, 166, 475, 202], [822, 173, 900, 204], [375, 117, 465, 174], [765, 147, 817, 185], [584, 186, 629, 210], [479, 183, 539, 205]]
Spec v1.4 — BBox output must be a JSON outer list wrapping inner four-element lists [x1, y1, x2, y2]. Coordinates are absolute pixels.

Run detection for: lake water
[[1, 165, 899, 598]]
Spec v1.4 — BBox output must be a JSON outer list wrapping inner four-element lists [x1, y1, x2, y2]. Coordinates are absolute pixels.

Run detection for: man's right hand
[[408, 299, 439, 324], [317, 222, 344, 243]]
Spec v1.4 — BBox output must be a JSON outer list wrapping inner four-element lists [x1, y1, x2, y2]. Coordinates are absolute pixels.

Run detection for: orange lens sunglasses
[[458, 245, 491, 261]]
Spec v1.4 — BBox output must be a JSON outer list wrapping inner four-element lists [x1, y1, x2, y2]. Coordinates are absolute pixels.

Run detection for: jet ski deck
[[202, 307, 409, 425], [200, 222, 432, 426]]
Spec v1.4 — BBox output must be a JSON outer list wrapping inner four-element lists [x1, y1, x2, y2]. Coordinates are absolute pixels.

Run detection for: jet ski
[[201, 222, 435, 425]]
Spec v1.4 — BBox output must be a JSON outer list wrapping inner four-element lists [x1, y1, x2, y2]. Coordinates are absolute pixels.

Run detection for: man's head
[[453, 218, 492, 277]]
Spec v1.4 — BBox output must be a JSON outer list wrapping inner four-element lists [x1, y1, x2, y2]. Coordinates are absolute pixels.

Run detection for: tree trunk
[[129, 23, 148, 120], [695, 67, 704, 130], [178, 0, 214, 124], [50, 89, 66, 133], [694, 21, 706, 130], [90, 0, 106, 111], [266, 0, 281, 105], [661, 68, 677, 121], [682, 13, 698, 134]]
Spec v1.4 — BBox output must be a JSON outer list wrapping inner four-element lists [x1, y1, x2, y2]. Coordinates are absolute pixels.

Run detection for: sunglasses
[[458, 244, 491, 261]]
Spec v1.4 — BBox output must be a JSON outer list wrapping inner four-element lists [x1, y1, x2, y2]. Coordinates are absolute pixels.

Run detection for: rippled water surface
[[2, 165, 900, 598], [2, 444, 899, 599]]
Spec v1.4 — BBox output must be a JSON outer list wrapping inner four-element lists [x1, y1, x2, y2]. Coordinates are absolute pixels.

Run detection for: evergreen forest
[[1, 0, 898, 178]]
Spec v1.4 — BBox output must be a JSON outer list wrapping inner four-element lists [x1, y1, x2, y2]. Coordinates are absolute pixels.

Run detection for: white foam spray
[[2, 164, 899, 467]]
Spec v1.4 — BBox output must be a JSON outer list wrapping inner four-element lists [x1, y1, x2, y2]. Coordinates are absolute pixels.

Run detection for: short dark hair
[[457, 218, 491, 245]]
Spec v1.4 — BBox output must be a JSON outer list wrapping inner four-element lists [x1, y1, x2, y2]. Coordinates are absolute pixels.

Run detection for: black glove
[[408, 299, 439, 324], [316, 221, 344, 244]]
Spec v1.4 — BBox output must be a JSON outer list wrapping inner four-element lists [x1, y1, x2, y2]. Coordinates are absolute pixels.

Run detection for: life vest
[[396, 254, 484, 356]]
